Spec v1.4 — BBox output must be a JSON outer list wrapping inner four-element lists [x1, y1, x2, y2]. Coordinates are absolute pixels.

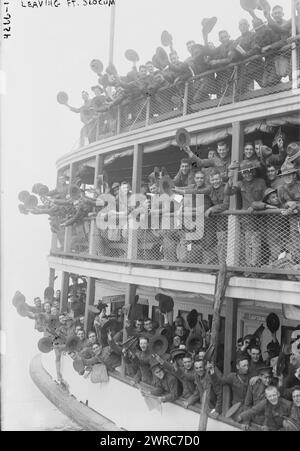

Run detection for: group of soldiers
[[15, 286, 300, 431], [63, 2, 300, 143]]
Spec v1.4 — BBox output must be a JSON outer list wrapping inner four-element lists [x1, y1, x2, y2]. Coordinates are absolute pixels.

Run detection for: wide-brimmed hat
[[38, 337, 53, 354], [18, 190, 31, 203], [186, 334, 203, 354], [16, 303, 29, 317], [266, 313, 280, 333], [170, 349, 186, 360], [202, 17, 218, 35], [149, 334, 169, 356], [258, 366, 272, 375], [155, 294, 174, 314], [263, 188, 277, 202], [240, 160, 259, 172], [12, 291, 26, 308], [279, 165, 298, 177], [73, 358, 85, 374], [187, 310, 198, 330]]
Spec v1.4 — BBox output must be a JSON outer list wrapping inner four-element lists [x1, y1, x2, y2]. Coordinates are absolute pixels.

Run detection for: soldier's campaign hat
[[279, 166, 299, 177], [176, 128, 191, 149], [258, 366, 272, 375], [18, 190, 31, 203], [44, 286, 54, 300], [65, 335, 81, 353], [186, 334, 203, 354], [24, 194, 39, 209], [161, 30, 173, 48], [170, 349, 186, 361], [286, 142, 300, 157], [263, 188, 277, 203], [16, 303, 29, 317], [32, 184, 49, 197], [150, 360, 162, 371], [149, 334, 169, 356], [240, 160, 259, 172], [38, 337, 54, 354], [266, 313, 280, 333], [90, 59, 104, 75], [12, 291, 26, 308], [57, 91, 69, 105], [73, 358, 85, 374], [125, 49, 140, 63], [154, 293, 174, 314], [186, 309, 198, 330], [18, 204, 29, 215], [202, 17, 218, 36]]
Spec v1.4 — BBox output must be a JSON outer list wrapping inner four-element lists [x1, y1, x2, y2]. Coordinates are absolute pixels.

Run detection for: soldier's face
[[266, 388, 279, 405], [242, 169, 255, 182], [187, 41, 196, 54], [219, 31, 230, 45], [44, 303, 51, 313], [150, 184, 159, 195], [139, 338, 148, 352], [176, 326, 184, 337], [88, 333, 97, 344], [173, 336, 181, 347], [170, 53, 179, 64], [250, 349, 261, 363], [237, 359, 249, 374], [146, 63, 154, 74], [92, 344, 101, 354], [181, 163, 190, 175], [272, 7, 284, 23], [59, 315, 66, 325], [144, 321, 153, 332], [267, 166, 277, 181], [154, 368, 165, 379], [77, 330, 85, 341], [267, 193, 280, 206], [82, 91, 89, 101], [211, 175, 222, 190], [208, 151, 217, 160], [292, 390, 300, 407], [139, 67, 147, 78], [244, 145, 255, 159], [34, 298, 42, 308], [261, 373, 271, 386], [194, 361, 205, 376], [283, 174, 296, 186], [195, 173, 205, 187], [183, 358, 193, 370], [136, 321, 144, 332], [239, 20, 250, 34], [217, 145, 229, 160]]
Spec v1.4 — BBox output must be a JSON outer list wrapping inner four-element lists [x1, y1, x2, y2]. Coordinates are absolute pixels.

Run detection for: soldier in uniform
[[284, 386, 300, 430], [183, 141, 232, 182], [243, 366, 273, 422], [278, 166, 300, 262], [238, 385, 292, 431], [226, 161, 267, 272], [265, 165, 283, 189], [150, 362, 180, 403], [173, 159, 195, 188], [248, 345, 265, 377]]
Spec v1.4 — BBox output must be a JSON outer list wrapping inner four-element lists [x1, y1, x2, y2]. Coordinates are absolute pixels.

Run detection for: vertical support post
[[64, 163, 76, 253], [183, 82, 189, 115], [60, 272, 69, 313], [222, 298, 238, 415], [88, 155, 104, 256], [127, 144, 143, 260], [291, 0, 298, 89], [117, 105, 121, 134], [121, 284, 137, 377], [232, 66, 238, 103], [84, 277, 96, 334], [145, 97, 150, 127], [48, 268, 55, 289], [226, 122, 244, 267]]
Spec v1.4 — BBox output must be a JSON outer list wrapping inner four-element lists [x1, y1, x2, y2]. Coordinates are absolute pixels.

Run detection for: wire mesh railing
[[52, 209, 300, 280], [79, 39, 300, 145]]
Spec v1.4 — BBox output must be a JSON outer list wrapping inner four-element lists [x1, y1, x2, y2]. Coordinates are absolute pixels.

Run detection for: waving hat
[[161, 30, 173, 48], [186, 310, 199, 330], [149, 334, 169, 356], [38, 337, 54, 354], [90, 364, 109, 384], [153, 47, 169, 70], [18, 204, 29, 215], [202, 17, 218, 36], [16, 303, 29, 317], [186, 334, 203, 354], [32, 184, 49, 197], [18, 190, 31, 203], [266, 313, 280, 334], [263, 188, 277, 203], [44, 286, 54, 301], [57, 91, 69, 105], [24, 195, 38, 209], [12, 291, 26, 308], [125, 49, 140, 63], [90, 59, 104, 74], [176, 128, 191, 149], [73, 357, 85, 374], [155, 294, 174, 314]]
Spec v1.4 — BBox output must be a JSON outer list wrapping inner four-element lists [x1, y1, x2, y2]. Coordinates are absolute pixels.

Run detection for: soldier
[[183, 141, 232, 182], [231, 19, 262, 95], [238, 385, 292, 431], [244, 366, 273, 417], [158, 353, 196, 401], [131, 336, 153, 386], [281, 142, 300, 172], [278, 166, 300, 262], [149, 362, 180, 403], [283, 386, 300, 430], [173, 159, 195, 188], [210, 357, 250, 412], [248, 345, 265, 377], [205, 170, 230, 264], [265, 165, 283, 189], [226, 161, 267, 271]]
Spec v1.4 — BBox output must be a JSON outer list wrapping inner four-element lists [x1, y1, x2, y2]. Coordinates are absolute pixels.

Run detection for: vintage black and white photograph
[[1, 0, 300, 433]]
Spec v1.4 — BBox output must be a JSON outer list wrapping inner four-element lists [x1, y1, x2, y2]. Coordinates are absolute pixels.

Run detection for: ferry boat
[[26, 1, 300, 432]]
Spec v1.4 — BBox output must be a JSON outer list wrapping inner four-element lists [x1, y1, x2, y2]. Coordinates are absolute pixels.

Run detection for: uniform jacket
[[151, 372, 180, 403]]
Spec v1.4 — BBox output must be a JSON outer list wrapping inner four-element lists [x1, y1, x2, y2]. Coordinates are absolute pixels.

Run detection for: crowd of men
[[63, 3, 300, 142], [16, 286, 300, 431], [18, 128, 300, 275]]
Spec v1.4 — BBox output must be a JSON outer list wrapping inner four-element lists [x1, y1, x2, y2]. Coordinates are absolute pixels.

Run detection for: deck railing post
[[222, 298, 238, 415], [84, 277, 96, 334], [60, 272, 69, 313], [117, 105, 121, 134], [183, 82, 189, 116]]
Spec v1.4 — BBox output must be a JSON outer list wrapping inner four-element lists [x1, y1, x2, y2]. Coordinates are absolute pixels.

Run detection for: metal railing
[[80, 38, 300, 146], [51, 209, 300, 280]]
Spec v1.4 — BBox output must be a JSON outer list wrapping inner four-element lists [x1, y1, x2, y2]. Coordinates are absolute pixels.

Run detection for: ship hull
[[31, 353, 241, 432]]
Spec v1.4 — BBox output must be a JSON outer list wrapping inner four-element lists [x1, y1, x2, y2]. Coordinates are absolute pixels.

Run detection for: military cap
[[266, 313, 280, 333], [258, 366, 272, 375], [263, 188, 277, 203], [240, 160, 259, 172], [286, 142, 300, 156], [279, 165, 298, 177]]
